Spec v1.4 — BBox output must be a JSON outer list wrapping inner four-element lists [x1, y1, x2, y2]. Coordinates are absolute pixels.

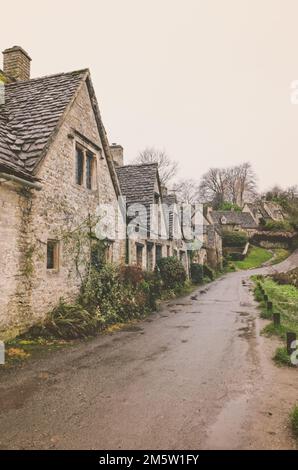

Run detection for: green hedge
[[190, 264, 204, 284], [157, 256, 187, 289], [222, 230, 248, 248]]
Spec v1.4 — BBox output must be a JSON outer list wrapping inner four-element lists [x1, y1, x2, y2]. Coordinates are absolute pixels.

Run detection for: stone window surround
[[74, 139, 99, 191], [136, 242, 144, 268], [46, 239, 60, 273]]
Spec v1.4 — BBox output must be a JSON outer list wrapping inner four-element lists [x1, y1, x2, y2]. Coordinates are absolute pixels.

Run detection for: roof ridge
[[117, 162, 158, 169], [5, 68, 89, 86]]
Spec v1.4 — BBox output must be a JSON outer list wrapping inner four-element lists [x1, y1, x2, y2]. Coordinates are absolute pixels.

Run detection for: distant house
[[207, 209, 257, 235], [242, 201, 285, 226], [115, 160, 189, 271], [189, 207, 222, 269]]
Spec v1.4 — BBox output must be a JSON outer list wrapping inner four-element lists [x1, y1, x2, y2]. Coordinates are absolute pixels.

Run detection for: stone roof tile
[[0, 69, 87, 177]]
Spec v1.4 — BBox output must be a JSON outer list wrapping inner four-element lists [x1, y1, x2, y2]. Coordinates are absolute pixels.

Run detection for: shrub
[[79, 264, 120, 312], [119, 265, 145, 287], [157, 257, 186, 289], [217, 202, 241, 212], [190, 264, 204, 284], [141, 270, 162, 309], [271, 268, 298, 288], [203, 264, 215, 280], [31, 300, 101, 339], [273, 347, 294, 367], [229, 252, 245, 261], [222, 231, 248, 248], [263, 220, 293, 232]]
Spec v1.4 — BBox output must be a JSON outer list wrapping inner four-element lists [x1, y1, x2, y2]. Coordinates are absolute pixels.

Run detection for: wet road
[[0, 252, 297, 449]]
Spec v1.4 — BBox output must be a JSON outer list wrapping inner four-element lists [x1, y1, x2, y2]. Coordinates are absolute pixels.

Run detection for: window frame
[[136, 243, 144, 268], [75, 145, 84, 186], [46, 239, 60, 271], [75, 142, 97, 190]]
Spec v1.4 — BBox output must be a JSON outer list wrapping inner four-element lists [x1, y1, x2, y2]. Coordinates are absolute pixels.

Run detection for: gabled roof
[[244, 202, 270, 219], [211, 210, 257, 228], [0, 69, 121, 195], [115, 163, 159, 204], [0, 70, 87, 177]]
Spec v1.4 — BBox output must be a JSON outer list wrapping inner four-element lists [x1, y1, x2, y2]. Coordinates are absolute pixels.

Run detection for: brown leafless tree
[[199, 163, 257, 207], [172, 179, 200, 203], [198, 167, 229, 206], [134, 147, 178, 186]]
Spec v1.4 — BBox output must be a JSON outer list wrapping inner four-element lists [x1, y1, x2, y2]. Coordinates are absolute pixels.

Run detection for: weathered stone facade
[[0, 79, 124, 338]]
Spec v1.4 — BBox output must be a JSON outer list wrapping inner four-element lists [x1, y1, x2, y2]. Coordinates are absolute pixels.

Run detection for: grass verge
[[234, 246, 272, 270], [253, 275, 298, 368], [291, 405, 298, 437]]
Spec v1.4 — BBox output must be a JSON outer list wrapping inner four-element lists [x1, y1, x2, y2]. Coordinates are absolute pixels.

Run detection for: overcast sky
[[1, 0, 298, 191]]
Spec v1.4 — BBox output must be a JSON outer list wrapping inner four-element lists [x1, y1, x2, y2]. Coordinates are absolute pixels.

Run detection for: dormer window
[[75, 144, 97, 190]]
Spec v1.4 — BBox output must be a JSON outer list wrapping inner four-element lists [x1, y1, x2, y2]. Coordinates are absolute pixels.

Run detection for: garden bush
[[190, 264, 204, 284], [28, 300, 100, 339], [222, 230, 248, 248], [26, 257, 190, 340], [271, 268, 298, 288], [119, 265, 145, 287], [157, 257, 187, 289], [229, 252, 245, 261], [203, 264, 215, 280], [263, 220, 293, 232]]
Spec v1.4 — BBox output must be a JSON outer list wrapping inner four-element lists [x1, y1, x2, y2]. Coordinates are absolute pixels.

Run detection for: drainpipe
[[0, 172, 42, 190]]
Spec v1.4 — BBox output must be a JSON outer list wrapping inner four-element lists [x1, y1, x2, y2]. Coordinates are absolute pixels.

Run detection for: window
[[155, 245, 162, 263], [136, 244, 143, 268], [76, 146, 84, 185], [86, 151, 96, 190], [146, 243, 153, 271], [167, 245, 170, 257], [75, 144, 96, 189], [47, 240, 59, 270]]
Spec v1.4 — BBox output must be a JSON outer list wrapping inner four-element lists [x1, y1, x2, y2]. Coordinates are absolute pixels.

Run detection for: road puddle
[[204, 393, 250, 449]]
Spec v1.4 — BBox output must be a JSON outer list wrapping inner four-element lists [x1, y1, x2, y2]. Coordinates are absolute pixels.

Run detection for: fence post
[[0, 341, 4, 365], [267, 301, 273, 312], [273, 313, 280, 327], [286, 332, 297, 356]]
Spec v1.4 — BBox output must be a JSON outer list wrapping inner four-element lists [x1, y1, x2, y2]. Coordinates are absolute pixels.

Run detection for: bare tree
[[134, 147, 178, 186], [224, 162, 257, 206], [198, 167, 229, 206], [199, 163, 257, 208], [172, 179, 200, 203]]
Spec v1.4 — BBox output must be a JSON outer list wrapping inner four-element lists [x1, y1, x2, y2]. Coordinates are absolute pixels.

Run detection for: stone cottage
[[207, 208, 257, 236], [242, 201, 285, 226], [114, 157, 189, 272], [0, 46, 124, 337]]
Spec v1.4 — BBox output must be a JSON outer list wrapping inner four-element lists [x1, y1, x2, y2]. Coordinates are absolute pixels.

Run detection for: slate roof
[[0, 70, 87, 178], [115, 163, 159, 204], [244, 202, 270, 219], [211, 210, 257, 228]]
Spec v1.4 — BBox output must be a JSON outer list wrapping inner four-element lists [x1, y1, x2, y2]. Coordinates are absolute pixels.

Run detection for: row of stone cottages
[[0, 46, 222, 337]]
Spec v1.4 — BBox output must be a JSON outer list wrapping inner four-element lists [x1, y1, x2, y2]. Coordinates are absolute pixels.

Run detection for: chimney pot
[[2, 46, 31, 81], [110, 144, 124, 167]]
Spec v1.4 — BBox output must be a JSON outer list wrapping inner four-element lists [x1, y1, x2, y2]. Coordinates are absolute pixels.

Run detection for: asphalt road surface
[[0, 252, 297, 450]]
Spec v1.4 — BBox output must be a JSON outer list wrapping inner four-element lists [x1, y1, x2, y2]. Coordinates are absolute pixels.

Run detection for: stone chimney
[[110, 143, 123, 167], [2, 46, 31, 81]]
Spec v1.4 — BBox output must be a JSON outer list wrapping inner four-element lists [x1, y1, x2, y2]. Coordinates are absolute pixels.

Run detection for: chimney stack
[[110, 143, 124, 167], [2, 46, 31, 82]]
